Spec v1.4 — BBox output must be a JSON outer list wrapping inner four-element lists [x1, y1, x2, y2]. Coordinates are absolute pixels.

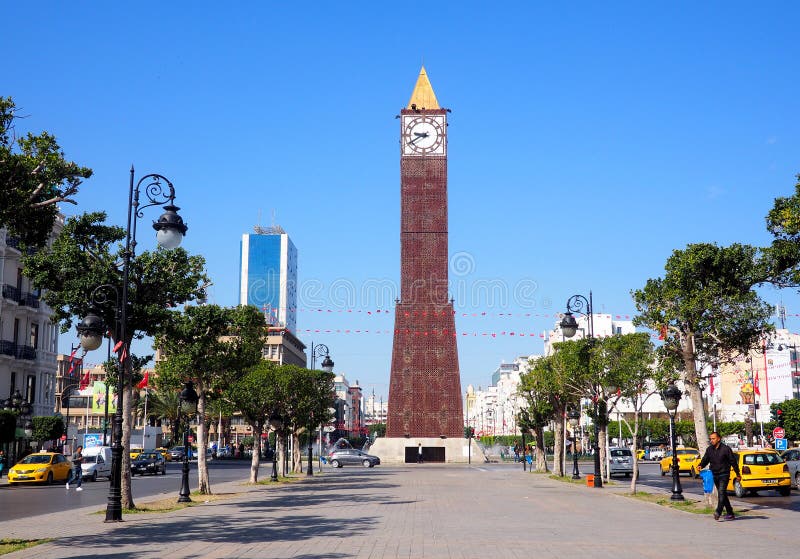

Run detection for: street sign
[[775, 438, 788, 451], [773, 427, 786, 439]]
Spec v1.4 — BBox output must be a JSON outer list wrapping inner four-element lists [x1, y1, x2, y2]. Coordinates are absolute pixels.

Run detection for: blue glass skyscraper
[[239, 226, 297, 332]]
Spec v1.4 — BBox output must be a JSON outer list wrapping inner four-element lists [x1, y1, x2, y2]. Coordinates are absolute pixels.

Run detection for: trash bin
[[586, 474, 595, 487]]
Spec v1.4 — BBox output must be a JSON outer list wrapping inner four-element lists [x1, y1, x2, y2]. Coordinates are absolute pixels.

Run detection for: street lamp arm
[[134, 173, 178, 217], [565, 294, 591, 317]]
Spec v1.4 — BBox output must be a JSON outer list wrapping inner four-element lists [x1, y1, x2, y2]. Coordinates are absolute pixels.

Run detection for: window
[[30, 323, 39, 349], [13, 318, 19, 344], [9, 371, 15, 395], [26, 375, 36, 404]]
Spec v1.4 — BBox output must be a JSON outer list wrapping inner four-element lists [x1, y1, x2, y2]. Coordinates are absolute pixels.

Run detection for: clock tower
[[386, 67, 464, 439]]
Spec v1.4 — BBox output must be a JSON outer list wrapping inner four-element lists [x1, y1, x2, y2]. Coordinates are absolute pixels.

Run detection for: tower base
[[369, 437, 486, 464]]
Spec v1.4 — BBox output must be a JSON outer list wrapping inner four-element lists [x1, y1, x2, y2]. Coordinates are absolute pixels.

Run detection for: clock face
[[402, 115, 446, 156]]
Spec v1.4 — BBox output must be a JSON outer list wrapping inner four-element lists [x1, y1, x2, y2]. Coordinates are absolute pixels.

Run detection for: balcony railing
[[2, 284, 20, 302], [0, 340, 16, 357], [15, 345, 36, 360], [22, 292, 40, 309], [4, 236, 20, 250]]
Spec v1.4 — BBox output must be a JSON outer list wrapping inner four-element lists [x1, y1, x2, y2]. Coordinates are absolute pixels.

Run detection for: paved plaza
[[1, 465, 794, 558]]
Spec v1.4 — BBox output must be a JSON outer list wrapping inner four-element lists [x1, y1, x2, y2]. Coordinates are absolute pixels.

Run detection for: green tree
[[519, 352, 577, 475], [226, 361, 282, 483], [633, 243, 774, 457], [23, 211, 208, 509], [517, 365, 554, 473], [31, 416, 64, 446], [155, 304, 266, 494], [0, 97, 92, 248], [770, 400, 800, 441], [282, 366, 335, 473], [594, 333, 660, 490]]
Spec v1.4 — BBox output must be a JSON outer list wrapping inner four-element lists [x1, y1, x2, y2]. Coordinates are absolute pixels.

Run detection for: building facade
[[239, 225, 298, 333], [0, 226, 61, 419]]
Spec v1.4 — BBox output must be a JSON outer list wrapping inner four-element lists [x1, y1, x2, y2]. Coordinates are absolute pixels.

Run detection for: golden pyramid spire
[[407, 66, 440, 109]]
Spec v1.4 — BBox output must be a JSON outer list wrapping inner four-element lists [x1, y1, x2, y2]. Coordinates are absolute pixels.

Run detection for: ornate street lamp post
[[76, 168, 187, 522], [269, 412, 283, 482], [560, 291, 602, 488], [308, 343, 333, 476], [177, 381, 198, 503], [2, 389, 33, 464], [568, 406, 581, 480], [661, 383, 684, 501]]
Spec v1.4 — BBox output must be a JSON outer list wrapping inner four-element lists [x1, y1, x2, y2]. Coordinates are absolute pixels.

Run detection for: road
[[500, 458, 800, 511], [0, 459, 260, 522]]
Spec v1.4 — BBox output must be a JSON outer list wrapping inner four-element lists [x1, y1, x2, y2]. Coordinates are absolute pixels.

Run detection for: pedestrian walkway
[[1, 465, 795, 558]]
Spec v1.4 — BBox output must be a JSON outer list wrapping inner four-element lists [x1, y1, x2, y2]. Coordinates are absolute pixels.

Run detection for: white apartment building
[[467, 355, 539, 436], [545, 313, 636, 355], [0, 226, 60, 418]]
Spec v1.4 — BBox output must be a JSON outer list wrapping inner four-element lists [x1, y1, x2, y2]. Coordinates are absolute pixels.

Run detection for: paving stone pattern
[[0, 466, 793, 558]]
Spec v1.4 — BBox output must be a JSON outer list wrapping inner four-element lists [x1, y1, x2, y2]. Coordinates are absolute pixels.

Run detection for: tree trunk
[[196, 389, 211, 494], [534, 428, 548, 472], [552, 414, 565, 477], [121, 383, 135, 510], [599, 425, 608, 481], [291, 431, 302, 473], [249, 423, 262, 483], [278, 432, 286, 477], [630, 409, 640, 493], [682, 333, 710, 457]]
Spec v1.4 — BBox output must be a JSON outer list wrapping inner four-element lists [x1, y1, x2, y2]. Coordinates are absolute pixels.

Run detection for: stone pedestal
[[369, 437, 486, 464]]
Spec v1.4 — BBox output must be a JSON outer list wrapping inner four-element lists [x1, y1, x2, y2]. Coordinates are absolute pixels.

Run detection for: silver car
[[327, 448, 381, 468], [609, 447, 635, 477], [780, 448, 800, 488]]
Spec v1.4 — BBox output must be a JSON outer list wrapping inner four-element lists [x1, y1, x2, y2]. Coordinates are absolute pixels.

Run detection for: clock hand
[[413, 132, 429, 137]]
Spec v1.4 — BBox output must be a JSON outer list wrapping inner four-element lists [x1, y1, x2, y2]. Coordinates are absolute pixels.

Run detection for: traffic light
[[777, 407, 784, 428], [770, 407, 778, 423]]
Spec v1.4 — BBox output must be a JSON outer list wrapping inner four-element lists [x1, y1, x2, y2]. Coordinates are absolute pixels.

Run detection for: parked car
[[169, 446, 186, 461], [7, 451, 72, 485], [780, 447, 800, 488], [608, 447, 635, 477], [131, 451, 167, 476], [81, 446, 112, 481], [659, 447, 701, 477], [726, 449, 791, 497], [327, 448, 381, 468]]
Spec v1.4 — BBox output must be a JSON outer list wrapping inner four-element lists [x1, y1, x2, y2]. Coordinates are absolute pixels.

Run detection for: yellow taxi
[[7, 451, 72, 485], [636, 449, 646, 461], [156, 448, 171, 462], [129, 448, 143, 460], [726, 449, 791, 498], [659, 447, 701, 476]]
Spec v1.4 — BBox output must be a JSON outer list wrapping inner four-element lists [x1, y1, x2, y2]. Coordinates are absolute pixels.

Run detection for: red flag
[[754, 370, 761, 396], [66, 346, 79, 377], [136, 370, 149, 389], [658, 325, 667, 340], [78, 369, 92, 390], [113, 340, 123, 353]]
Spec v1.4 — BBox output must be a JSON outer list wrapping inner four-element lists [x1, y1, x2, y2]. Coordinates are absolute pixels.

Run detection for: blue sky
[[6, 2, 800, 397]]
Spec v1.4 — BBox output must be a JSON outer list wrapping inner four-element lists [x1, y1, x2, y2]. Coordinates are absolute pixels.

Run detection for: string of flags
[[291, 307, 634, 320]]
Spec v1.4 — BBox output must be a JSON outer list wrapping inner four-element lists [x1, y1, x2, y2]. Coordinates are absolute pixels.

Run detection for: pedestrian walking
[[698, 431, 740, 521], [0, 449, 6, 478], [66, 445, 83, 491], [417, 443, 423, 463]]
